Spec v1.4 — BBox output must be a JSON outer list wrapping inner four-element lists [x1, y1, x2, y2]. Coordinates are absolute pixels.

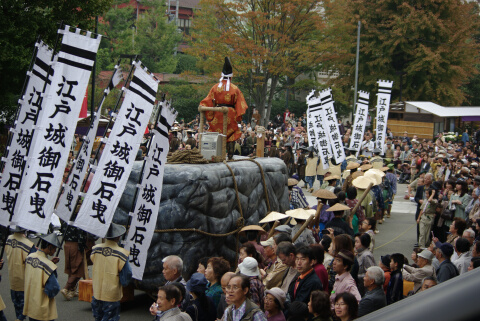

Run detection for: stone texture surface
[[113, 157, 289, 291]]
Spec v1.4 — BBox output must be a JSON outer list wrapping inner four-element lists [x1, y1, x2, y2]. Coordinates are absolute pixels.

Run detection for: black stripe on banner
[[35, 59, 54, 76], [60, 43, 97, 62], [310, 102, 322, 108], [31, 69, 52, 85], [159, 115, 172, 130], [57, 57, 93, 71], [157, 127, 169, 138], [131, 76, 157, 98], [129, 86, 155, 105]]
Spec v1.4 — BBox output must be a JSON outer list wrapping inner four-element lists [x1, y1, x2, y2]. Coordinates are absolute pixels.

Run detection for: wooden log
[[292, 215, 315, 243], [256, 126, 266, 157]]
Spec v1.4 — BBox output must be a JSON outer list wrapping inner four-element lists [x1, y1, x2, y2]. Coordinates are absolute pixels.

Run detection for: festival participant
[[238, 257, 265, 308], [434, 242, 459, 283], [287, 246, 323, 305], [263, 288, 286, 321], [5, 226, 36, 321], [276, 242, 299, 293], [417, 187, 440, 248], [222, 275, 267, 321], [305, 149, 318, 192], [357, 266, 387, 317], [199, 57, 248, 159], [60, 224, 87, 301], [308, 290, 332, 321], [334, 293, 359, 321], [150, 285, 192, 321], [205, 257, 230, 310], [360, 134, 374, 157], [330, 250, 361, 309], [402, 249, 435, 293], [261, 238, 288, 289], [23, 233, 61, 321], [325, 203, 354, 237], [185, 273, 216, 321], [0, 259, 5, 321], [91, 223, 132, 321]]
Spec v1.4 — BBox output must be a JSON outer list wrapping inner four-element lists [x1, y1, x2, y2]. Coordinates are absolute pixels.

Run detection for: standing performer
[[23, 233, 61, 321], [60, 223, 87, 301], [5, 226, 36, 321], [200, 57, 248, 159], [91, 223, 132, 321]]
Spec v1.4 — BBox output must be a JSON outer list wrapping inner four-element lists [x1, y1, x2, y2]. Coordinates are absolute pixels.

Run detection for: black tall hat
[[222, 57, 233, 76]]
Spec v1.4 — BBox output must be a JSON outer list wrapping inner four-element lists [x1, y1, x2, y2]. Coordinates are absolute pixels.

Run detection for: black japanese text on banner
[[375, 80, 393, 155], [74, 65, 158, 237], [55, 65, 123, 223], [319, 89, 345, 164], [306, 90, 317, 149], [308, 96, 329, 169], [13, 27, 102, 233], [349, 91, 370, 155], [0, 41, 54, 227], [125, 101, 177, 280]]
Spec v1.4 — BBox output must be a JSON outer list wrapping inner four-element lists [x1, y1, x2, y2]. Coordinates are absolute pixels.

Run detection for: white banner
[[0, 41, 54, 227], [55, 66, 123, 223], [319, 89, 345, 164], [349, 91, 370, 154], [13, 28, 102, 233], [125, 101, 177, 280], [306, 90, 316, 148], [375, 80, 394, 155], [74, 65, 158, 237], [308, 97, 330, 169]]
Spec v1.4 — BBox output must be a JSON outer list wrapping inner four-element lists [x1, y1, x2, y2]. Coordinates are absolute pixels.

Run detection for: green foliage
[[100, 0, 182, 73], [0, 0, 112, 125], [174, 54, 200, 74], [159, 79, 211, 121]]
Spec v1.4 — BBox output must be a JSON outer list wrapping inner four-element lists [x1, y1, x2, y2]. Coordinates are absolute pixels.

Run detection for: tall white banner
[[0, 41, 54, 227], [125, 101, 177, 280], [55, 66, 123, 223], [306, 90, 317, 148], [375, 80, 393, 155], [319, 89, 345, 164], [74, 65, 158, 237], [308, 97, 330, 169], [349, 91, 370, 155], [13, 28, 102, 233]]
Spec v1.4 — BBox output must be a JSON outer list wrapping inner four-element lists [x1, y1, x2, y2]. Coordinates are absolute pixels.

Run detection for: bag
[[440, 201, 455, 221]]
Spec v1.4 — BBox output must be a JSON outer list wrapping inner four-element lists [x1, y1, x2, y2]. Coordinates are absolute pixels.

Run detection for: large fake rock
[[114, 157, 289, 292]]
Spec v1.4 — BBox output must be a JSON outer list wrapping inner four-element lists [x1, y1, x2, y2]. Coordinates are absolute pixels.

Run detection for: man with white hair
[[163, 255, 186, 286], [462, 229, 476, 254], [358, 266, 387, 317]]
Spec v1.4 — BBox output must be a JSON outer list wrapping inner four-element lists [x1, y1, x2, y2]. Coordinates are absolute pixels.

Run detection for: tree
[[0, 0, 112, 124], [324, 0, 480, 106], [188, 0, 329, 125], [100, 0, 182, 73]]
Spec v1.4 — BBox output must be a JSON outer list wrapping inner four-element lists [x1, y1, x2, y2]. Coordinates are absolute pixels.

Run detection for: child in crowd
[[387, 253, 404, 305]]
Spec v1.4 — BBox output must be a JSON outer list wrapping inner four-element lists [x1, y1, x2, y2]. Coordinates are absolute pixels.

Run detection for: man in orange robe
[[200, 57, 248, 158]]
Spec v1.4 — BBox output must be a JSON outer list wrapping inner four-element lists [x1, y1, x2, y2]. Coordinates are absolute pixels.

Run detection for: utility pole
[[353, 21, 361, 115]]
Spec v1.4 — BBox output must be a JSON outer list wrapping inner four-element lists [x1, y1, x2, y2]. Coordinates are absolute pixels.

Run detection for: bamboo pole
[[292, 215, 315, 243], [311, 202, 324, 229], [350, 182, 374, 216], [267, 221, 281, 238]]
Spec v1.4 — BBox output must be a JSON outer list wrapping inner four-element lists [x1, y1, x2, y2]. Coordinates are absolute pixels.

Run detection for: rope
[[167, 148, 209, 164]]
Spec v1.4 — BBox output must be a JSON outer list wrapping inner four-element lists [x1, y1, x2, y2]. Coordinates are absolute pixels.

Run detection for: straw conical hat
[[285, 208, 314, 220], [312, 189, 337, 199], [240, 225, 267, 234], [106, 223, 127, 239], [39, 233, 62, 248], [380, 166, 389, 172], [324, 175, 340, 181], [352, 176, 375, 189], [364, 171, 381, 185], [351, 171, 364, 179], [346, 162, 360, 170], [259, 211, 288, 224], [326, 203, 351, 212], [288, 178, 299, 186], [360, 164, 372, 171], [368, 168, 385, 177]]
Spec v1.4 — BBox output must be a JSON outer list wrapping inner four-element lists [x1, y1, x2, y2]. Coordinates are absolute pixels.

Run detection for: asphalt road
[[0, 182, 416, 320]]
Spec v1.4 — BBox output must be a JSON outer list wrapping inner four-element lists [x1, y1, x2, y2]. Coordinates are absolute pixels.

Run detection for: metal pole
[[353, 21, 361, 116], [91, 16, 98, 118]]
